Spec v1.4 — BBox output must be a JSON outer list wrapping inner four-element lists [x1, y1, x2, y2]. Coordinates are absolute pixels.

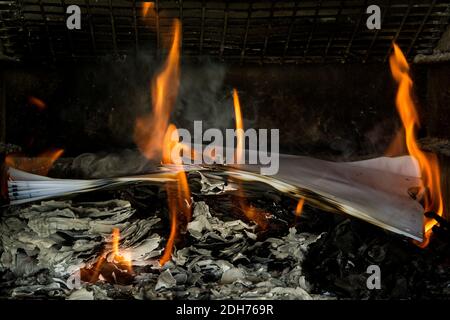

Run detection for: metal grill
[[1, 0, 450, 63]]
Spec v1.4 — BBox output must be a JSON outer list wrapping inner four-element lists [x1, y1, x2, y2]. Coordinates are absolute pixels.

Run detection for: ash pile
[[0, 187, 326, 300], [1, 183, 450, 300]]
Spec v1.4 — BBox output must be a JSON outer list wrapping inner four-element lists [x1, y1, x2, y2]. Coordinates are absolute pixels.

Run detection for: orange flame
[[111, 228, 133, 272], [233, 89, 244, 164], [295, 198, 305, 217], [5, 149, 64, 176], [28, 96, 46, 110], [232, 89, 269, 229], [134, 19, 181, 160], [389, 43, 444, 247], [160, 125, 192, 266], [142, 2, 155, 16], [132, 19, 191, 265]]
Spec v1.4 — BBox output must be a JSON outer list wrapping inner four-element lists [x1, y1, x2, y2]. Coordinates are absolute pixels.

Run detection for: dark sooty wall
[[2, 58, 439, 160]]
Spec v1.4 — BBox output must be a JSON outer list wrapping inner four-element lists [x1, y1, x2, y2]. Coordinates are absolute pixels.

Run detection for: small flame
[[5, 149, 64, 176], [134, 19, 181, 160], [82, 228, 132, 284], [389, 43, 444, 247], [142, 2, 155, 16], [295, 198, 305, 217], [111, 228, 133, 272], [28, 96, 46, 110], [232, 89, 269, 229]]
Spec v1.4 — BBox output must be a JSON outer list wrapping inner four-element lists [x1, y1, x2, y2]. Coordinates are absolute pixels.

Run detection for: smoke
[[173, 61, 234, 132], [69, 149, 158, 178], [58, 56, 234, 178]]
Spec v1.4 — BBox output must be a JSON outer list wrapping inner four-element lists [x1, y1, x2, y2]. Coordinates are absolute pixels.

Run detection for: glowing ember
[[134, 19, 181, 160], [111, 228, 133, 272], [389, 43, 444, 247], [232, 88, 269, 229], [28, 96, 46, 110], [81, 228, 133, 284], [5, 149, 64, 176]]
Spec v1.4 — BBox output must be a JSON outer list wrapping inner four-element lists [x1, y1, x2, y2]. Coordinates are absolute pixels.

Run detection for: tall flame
[[134, 19, 191, 265], [232, 89, 269, 229], [389, 43, 444, 247], [160, 125, 192, 266], [134, 20, 181, 160]]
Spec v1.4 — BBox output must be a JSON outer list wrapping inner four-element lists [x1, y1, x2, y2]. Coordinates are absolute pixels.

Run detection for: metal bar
[[240, 1, 252, 65], [261, 1, 276, 60], [108, 0, 118, 56], [304, 0, 322, 57], [364, 0, 390, 63], [344, 0, 368, 62], [406, 0, 437, 56], [179, 0, 183, 52], [85, 0, 96, 55], [199, 0, 205, 54], [0, 70, 5, 143], [60, 0, 74, 58], [324, 0, 344, 59], [38, 0, 55, 61], [282, 1, 299, 61], [132, 0, 139, 52], [18, 0, 33, 56], [219, 1, 229, 59], [155, 0, 160, 57], [384, 0, 412, 62]]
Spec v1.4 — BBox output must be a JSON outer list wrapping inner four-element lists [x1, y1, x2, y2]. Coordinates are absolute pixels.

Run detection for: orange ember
[[142, 2, 155, 16], [232, 89, 269, 230], [28, 96, 46, 110], [82, 228, 133, 284], [5, 149, 64, 176], [134, 19, 181, 160], [389, 43, 444, 247]]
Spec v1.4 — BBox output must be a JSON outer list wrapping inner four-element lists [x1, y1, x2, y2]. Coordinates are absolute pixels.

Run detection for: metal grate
[[1, 0, 450, 64]]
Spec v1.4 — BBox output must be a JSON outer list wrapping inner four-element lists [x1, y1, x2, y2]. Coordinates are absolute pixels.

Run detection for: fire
[[142, 2, 155, 16], [28, 96, 46, 110], [233, 89, 244, 164], [159, 124, 192, 265], [132, 18, 190, 265], [389, 43, 444, 247], [82, 228, 132, 284], [111, 228, 133, 272], [5, 149, 64, 176], [134, 19, 181, 160], [159, 125, 192, 265], [232, 89, 269, 229], [295, 198, 305, 217]]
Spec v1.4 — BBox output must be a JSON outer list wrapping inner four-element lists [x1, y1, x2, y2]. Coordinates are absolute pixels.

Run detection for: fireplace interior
[[1, 0, 450, 300]]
